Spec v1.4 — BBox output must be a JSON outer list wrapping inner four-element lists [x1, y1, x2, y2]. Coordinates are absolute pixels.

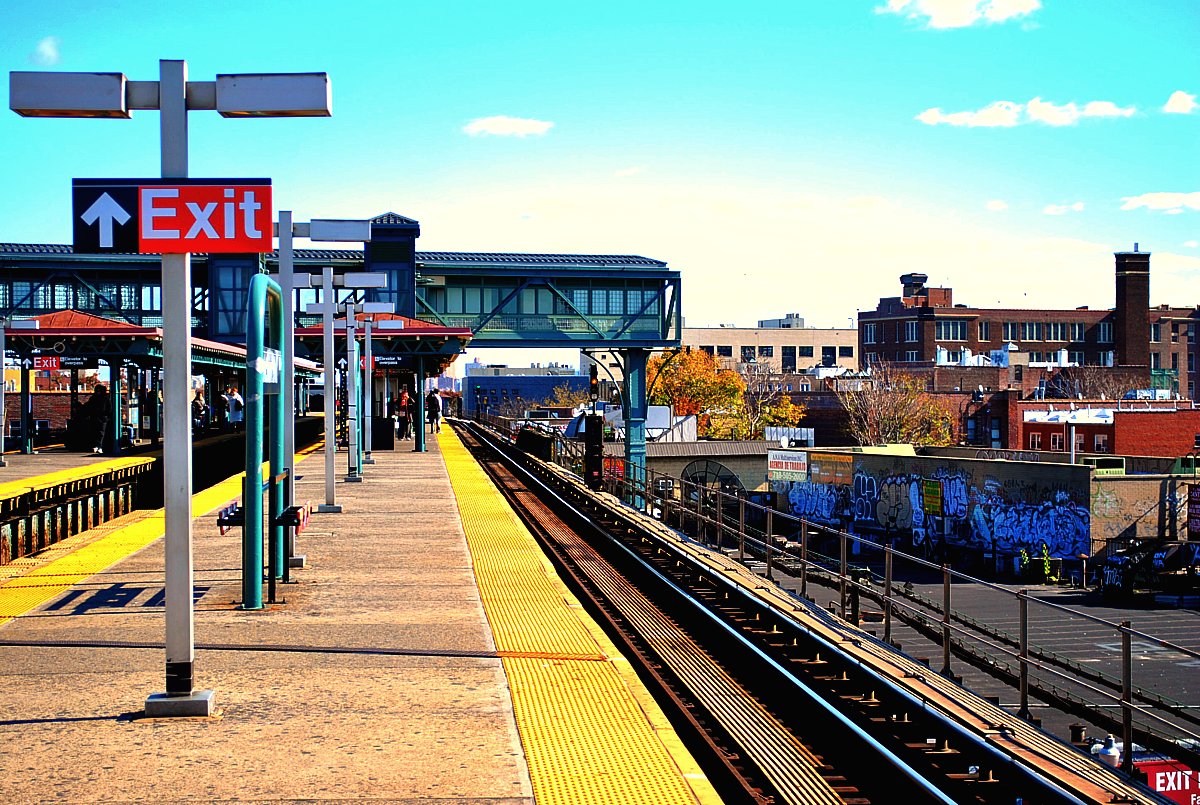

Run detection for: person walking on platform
[[80, 384, 110, 454], [405, 393, 417, 439], [214, 387, 229, 431], [426, 389, 442, 434], [227, 386, 244, 431], [396, 388, 411, 440]]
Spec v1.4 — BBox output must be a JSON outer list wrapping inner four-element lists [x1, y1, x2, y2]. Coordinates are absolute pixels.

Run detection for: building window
[[1003, 322, 1019, 341], [863, 323, 877, 344], [866, 352, 877, 364], [1071, 322, 1086, 342], [799, 382, 811, 391], [1097, 322, 1113, 343], [905, 321, 919, 342], [1151, 322, 1162, 342], [1069, 351, 1085, 365], [896, 322, 904, 341], [1151, 352, 1161, 369], [716, 345, 732, 357], [1029, 351, 1044, 363], [1172, 352, 1179, 370], [1189, 353, 1195, 372], [741, 345, 756, 363], [1021, 322, 1043, 341], [1045, 322, 1069, 341], [1095, 433, 1109, 453], [946, 350, 962, 363], [781, 345, 796, 373], [935, 320, 967, 340], [839, 346, 854, 357], [1190, 381, 1195, 399], [758, 345, 773, 358], [798, 345, 814, 357], [1029, 433, 1042, 449], [699, 345, 714, 355], [1050, 432, 1064, 451], [978, 321, 990, 341], [905, 350, 919, 362], [1190, 323, 1196, 344]]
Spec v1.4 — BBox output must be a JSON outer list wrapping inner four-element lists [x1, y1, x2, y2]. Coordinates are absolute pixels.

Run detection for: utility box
[[583, 414, 604, 490], [372, 417, 395, 450]]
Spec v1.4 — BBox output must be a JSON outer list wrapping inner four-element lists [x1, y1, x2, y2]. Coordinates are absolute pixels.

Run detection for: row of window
[[1028, 431, 1108, 453], [863, 319, 1121, 344], [422, 284, 661, 317], [698, 345, 855, 360]]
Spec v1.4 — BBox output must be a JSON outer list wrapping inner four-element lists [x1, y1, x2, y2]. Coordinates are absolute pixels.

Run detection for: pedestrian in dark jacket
[[81, 384, 110, 454]]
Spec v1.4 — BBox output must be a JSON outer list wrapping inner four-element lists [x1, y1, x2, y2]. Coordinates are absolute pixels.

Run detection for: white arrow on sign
[[80, 192, 131, 248]]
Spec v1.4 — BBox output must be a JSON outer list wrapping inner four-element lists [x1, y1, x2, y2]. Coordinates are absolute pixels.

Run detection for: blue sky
[[2, 1, 1197, 371]]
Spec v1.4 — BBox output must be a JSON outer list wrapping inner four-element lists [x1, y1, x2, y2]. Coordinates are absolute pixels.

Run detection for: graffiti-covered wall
[[774, 451, 1093, 560]]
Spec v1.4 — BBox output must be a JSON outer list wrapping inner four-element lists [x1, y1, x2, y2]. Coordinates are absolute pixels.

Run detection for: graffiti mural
[[777, 453, 1091, 560]]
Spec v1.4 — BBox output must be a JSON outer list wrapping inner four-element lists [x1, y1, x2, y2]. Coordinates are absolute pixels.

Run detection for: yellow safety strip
[[440, 428, 720, 805], [0, 448, 319, 625]]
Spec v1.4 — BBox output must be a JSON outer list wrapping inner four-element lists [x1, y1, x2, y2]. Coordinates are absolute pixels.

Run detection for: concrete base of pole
[[344, 474, 363, 483], [363, 455, 376, 465], [144, 690, 215, 718], [316, 504, 342, 513], [288, 554, 307, 569]]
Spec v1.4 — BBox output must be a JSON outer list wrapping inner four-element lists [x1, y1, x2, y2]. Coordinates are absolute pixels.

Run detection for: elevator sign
[[72, 178, 272, 254]]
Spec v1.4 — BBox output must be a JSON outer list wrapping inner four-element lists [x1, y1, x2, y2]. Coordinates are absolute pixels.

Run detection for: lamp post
[[10, 60, 331, 717], [303, 275, 388, 506], [270, 216, 371, 509]]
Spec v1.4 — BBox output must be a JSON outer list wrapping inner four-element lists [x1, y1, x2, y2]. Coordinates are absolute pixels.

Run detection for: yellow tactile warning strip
[[0, 445, 322, 625], [439, 428, 721, 805]]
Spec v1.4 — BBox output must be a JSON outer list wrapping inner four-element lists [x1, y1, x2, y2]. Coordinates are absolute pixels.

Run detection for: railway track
[[455, 420, 1162, 805]]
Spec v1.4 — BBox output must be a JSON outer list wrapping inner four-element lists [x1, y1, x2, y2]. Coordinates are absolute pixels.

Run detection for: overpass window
[[0, 284, 7, 307], [591, 289, 607, 315], [608, 290, 623, 314], [464, 287, 482, 313], [643, 288, 659, 314], [53, 284, 72, 308], [12, 282, 33, 307]]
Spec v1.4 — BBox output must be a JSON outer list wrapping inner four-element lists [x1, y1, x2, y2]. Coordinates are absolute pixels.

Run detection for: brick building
[[857, 250, 1197, 399]]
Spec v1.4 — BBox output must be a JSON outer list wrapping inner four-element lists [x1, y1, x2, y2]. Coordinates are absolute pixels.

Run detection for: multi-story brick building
[[857, 250, 1198, 399]]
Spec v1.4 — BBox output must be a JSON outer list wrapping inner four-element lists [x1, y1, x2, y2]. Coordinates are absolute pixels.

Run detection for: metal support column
[[363, 318, 374, 464], [414, 357, 426, 452], [623, 348, 649, 507]]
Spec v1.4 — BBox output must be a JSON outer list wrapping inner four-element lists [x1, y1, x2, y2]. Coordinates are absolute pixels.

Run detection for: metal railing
[[596, 461, 1200, 775]]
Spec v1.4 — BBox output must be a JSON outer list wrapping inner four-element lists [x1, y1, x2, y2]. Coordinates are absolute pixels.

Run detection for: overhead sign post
[[11, 59, 331, 719]]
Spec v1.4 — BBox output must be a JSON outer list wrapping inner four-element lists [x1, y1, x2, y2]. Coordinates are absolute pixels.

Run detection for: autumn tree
[[835, 363, 955, 446], [647, 348, 746, 438], [736, 361, 807, 439], [541, 381, 590, 409]]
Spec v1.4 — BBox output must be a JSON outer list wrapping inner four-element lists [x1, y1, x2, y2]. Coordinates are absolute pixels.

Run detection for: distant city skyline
[[2, 1, 1195, 373]]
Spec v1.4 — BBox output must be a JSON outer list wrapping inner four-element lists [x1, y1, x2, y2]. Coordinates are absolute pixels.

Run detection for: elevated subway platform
[[0, 433, 716, 803]]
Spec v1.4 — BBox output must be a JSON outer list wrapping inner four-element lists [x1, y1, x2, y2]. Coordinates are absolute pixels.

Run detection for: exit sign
[[73, 178, 272, 254]]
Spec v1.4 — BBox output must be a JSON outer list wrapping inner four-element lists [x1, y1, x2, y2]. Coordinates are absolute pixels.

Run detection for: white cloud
[[919, 97, 1135, 127], [878, 0, 1041, 29], [916, 100, 1021, 127], [29, 36, 60, 66], [1120, 192, 1200, 213], [1163, 90, 1197, 114], [462, 115, 554, 137], [985, 199, 1008, 212], [1043, 202, 1084, 215], [1185, 241, 1199, 249], [614, 166, 645, 178]]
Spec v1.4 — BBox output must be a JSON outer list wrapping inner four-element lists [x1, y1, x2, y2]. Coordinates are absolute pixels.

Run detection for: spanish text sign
[[73, 178, 272, 254]]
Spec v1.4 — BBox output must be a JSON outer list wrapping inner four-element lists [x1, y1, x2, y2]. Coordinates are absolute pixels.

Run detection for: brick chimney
[[1114, 247, 1150, 367]]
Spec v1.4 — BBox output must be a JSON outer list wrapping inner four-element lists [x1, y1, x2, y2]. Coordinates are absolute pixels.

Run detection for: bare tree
[[834, 362, 954, 446], [737, 362, 805, 439], [1048, 365, 1144, 400]]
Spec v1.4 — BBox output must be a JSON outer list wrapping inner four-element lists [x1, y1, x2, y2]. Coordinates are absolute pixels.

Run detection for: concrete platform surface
[[0, 438, 533, 804]]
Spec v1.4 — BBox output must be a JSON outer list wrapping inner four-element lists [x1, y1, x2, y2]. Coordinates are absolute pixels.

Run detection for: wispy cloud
[[614, 166, 645, 178], [1185, 241, 1199, 249], [916, 101, 1021, 127], [1043, 202, 1084, 215], [462, 115, 553, 137], [877, 0, 1041, 29], [29, 36, 60, 66], [1163, 90, 1197, 114], [1120, 192, 1200, 213], [985, 199, 1008, 212], [918, 97, 1135, 127]]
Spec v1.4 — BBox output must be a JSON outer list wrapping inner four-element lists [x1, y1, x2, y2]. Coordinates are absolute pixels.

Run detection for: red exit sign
[[73, 178, 272, 254], [33, 356, 60, 370]]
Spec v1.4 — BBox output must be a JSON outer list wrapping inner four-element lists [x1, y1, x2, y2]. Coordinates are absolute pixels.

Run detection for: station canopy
[[294, 312, 471, 377]]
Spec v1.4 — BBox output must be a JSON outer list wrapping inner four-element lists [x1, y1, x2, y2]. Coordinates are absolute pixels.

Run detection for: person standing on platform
[[405, 393, 418, 439], [426, 389, 442, 434], [191, 390, 206, 434], [396, 387, 411, 440], [214, 387, 229, 431], [228, 386, 244, 431], [81, 384, 110, 454]]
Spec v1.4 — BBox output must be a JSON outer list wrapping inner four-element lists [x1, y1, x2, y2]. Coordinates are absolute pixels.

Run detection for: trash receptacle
[[372, 417, 395, 450]]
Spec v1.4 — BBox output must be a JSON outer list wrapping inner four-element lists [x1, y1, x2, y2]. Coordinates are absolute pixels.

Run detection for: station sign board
[[767, 449, 807, 482], [1188, 484, 1200, 542], [72, 178, 272, 254], [32, 355, 60, 370]]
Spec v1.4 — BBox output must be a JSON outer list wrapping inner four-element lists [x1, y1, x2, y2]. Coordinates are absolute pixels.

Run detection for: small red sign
[[32, 356, 60, 370], [359, 356, 375, 371], [1136, 758, 1198, 804], [138, 184, 272, 253]]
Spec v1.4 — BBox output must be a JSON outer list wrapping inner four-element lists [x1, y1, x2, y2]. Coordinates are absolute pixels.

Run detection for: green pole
[[242, 273, 284, 610]]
